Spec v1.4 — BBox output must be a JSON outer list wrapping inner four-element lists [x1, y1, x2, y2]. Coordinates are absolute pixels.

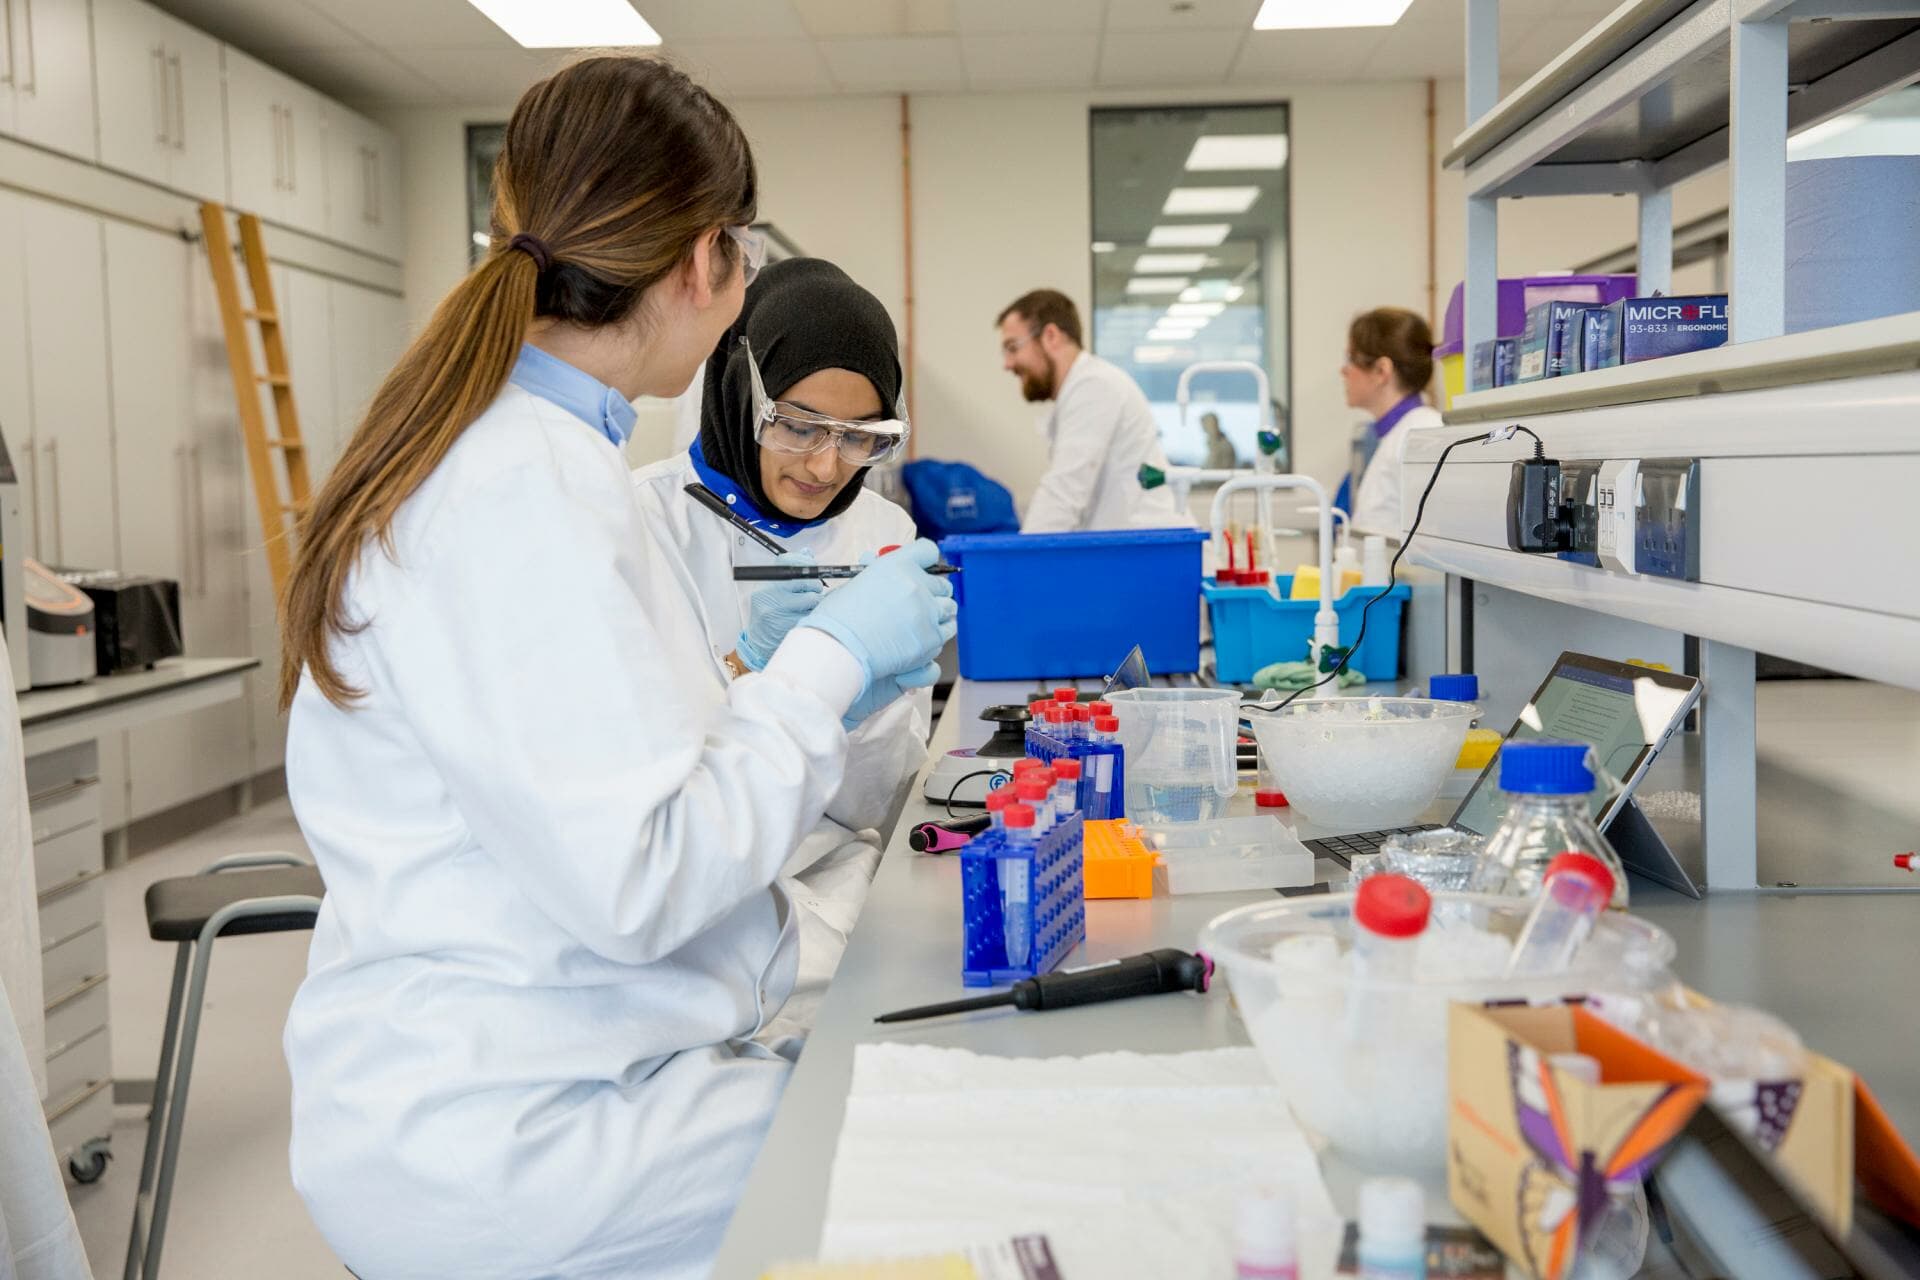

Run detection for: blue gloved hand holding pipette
[[735, 550, 823, 671]]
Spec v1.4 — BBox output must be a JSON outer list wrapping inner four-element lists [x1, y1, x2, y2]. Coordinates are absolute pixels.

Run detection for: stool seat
[[144, 866, 326, 942]]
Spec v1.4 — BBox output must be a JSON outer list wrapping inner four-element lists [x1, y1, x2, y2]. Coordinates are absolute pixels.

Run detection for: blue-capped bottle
[[1468, 739, 1629, 909]]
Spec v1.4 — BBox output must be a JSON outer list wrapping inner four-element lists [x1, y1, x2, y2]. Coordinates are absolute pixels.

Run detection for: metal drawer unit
[[27, 738, 114, 1183]]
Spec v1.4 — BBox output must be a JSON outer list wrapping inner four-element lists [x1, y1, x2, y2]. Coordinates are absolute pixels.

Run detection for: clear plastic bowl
[[1243, 697, 1479, 832], [1199, 893, 1675, 1173]]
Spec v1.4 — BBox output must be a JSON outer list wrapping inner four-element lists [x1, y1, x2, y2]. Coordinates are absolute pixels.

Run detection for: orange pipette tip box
[[1082, 819, 1157, 899]]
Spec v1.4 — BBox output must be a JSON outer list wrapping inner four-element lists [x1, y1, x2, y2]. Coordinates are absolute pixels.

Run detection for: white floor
[[66, 797, 345, 1279]]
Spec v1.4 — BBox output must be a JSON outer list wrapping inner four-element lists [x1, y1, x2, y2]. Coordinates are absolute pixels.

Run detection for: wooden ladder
[[199, 201, 312, 602]]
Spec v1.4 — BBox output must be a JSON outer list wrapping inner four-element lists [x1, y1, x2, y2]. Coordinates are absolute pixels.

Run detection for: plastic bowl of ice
[[1245, 697, 1478, 833], [1199, 893, 1675, 1174]]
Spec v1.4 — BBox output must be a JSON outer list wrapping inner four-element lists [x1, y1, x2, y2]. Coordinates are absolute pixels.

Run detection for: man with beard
[[996, 289, 1188, 532]]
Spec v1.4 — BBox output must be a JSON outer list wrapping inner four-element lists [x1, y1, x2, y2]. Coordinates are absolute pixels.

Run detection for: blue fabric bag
[[900, 459, 1020, 540]]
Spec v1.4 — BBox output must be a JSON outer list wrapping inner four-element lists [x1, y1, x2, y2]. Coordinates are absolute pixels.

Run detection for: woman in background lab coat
[[631, 258, 929, 1044], [1344, 307, 1443, 539], [276, 57, 955, 1280]]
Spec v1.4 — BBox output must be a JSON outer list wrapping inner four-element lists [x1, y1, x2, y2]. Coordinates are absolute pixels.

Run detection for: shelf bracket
[[1700, 640, 1759, 890], [1729, 14, 1789, 343]]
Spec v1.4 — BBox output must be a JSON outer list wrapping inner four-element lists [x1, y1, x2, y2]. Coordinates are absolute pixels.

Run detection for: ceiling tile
[[647, 0, 813, 43], [1359, 14, 1464, 78], [303, 0, 507, 48], [818, 35, 968, 91], [392, 46, 572, 104], [1099, 28, 1245, 86], [954, 0, 1105, 34], [793, 0, 955, 39], [1105, 0, 1261, 30], [1229, 27, 1381, 82], [152, 0, 363, 51], [673, 39, 835, 95], [961, 33, 1099, 89], [271, 46, 455, 105]]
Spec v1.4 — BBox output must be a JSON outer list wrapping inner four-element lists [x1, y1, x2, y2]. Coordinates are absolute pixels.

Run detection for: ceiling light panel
[[1147, 224, 1232, 248], [1126, 277, 1190, 295], [1253, 0, 1414, 30], [1163, 186, 1260, 215], [1167, 302, 1226, 317], [1132, 252, 1209, 273], [466, 0, 660, 47], [1185, 133, 1288, 171]]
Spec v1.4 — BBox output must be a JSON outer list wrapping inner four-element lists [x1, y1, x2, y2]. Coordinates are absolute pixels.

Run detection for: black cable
[[941, 767, 1009, 818], [1246, 428, 1498, 713]]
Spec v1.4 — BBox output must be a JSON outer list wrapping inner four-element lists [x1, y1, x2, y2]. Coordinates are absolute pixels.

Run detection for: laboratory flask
[[1106, 688, 1238, 824]]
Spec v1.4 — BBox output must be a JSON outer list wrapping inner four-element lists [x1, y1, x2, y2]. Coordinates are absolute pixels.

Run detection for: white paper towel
[[819, 1044, 1342, 1277], [1786, 155, 1920, 333]]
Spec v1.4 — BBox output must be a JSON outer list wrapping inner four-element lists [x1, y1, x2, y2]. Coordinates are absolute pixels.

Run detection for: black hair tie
[[507, 233, 554, 273]]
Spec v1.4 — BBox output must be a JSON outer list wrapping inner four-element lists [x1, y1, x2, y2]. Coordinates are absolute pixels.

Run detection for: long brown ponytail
[[280, 55, 756, 709]]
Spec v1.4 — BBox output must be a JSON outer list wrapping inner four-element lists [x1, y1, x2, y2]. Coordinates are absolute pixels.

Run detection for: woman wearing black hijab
[[630, 257, 927, 1045]]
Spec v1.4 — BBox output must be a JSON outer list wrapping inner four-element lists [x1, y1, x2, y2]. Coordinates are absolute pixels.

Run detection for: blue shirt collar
[[687, 437, 827, 536], [507, 343, 638, 448], [1372, 393, 1424, 440]]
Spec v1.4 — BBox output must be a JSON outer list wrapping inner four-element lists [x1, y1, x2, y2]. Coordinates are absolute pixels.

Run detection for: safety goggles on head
[[742, 338, 910, 467], [725, 224, 768, 288]]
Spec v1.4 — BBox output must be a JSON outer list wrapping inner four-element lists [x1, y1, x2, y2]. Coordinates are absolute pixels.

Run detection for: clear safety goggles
[[726, 224, 767, 288], [742, 338, 910, 467]]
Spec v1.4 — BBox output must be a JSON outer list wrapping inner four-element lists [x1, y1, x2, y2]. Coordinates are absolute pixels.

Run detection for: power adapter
[[1504, 435, 1572, 553]]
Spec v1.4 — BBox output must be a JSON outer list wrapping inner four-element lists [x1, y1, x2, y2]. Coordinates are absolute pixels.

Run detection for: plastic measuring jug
[[1106, 688, 1239, 824]]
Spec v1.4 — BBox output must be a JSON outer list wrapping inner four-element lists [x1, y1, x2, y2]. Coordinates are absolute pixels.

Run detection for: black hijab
[[697, 257, 902, 526]]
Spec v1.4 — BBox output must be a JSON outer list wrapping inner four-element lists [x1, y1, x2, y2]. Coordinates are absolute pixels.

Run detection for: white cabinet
[[0, 0, 98, 162], [94, 0, 225, 199], [325, 106, 404, 261], [0, 192, 37, 567], [224, 46, 327, 237]]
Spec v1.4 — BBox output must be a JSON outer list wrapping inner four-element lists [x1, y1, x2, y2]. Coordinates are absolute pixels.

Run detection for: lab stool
[[124, 853, 325, 1280]]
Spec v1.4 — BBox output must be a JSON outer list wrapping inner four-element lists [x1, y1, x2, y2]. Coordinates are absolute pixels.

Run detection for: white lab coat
[[282, 384, 868, 1280], [1352, 402, 1443, 540], [1024, 351, 1188, 533], [629, 451, 931, 1045]]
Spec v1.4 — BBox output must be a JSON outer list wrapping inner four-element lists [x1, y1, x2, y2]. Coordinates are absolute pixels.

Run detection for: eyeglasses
[[742, 338, 909, 466], [1001, 328, 1042, 358], [725, 224, 767, 288]]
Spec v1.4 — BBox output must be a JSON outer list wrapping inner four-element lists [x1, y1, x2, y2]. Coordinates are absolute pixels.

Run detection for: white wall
[[383, 74, 1738, 511]]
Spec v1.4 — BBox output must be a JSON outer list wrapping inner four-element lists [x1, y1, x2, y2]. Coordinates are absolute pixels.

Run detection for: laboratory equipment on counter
[[1208, 475, 1340, 691], [1243, 697, 1478, 833], [0, 424, 27, 691], [1469, 740, 1631, 910], [921, 703, 1030, 808], [1292, 653, 1701, 896], [682, 481, 787, 554], [1199, 894, 1675, 1172], [733, 561, 958, 580], [1081, 819, 1157, 899], [1506, 853, 1615, 977], [1025, 697, 1126, 821], [1346, 875, 1431, 1044], [907, 814, 990, 854], [875, 948, 1211, 1023], [939, 529, 1209, 680], [1205, 574, 1411, 686], [1102, 644, 1151, 697], [55, 568, 183, 674], [1898, 853, 1916, 873], [1107, 687, 1237, 824], [958, 807, 1086, 987], [1235, 1192, 1299, 1280], [1369, 829, 1484, 893], [1176, 360, 1284, 569], [1357, 1177, 1427, 1280], [24, 559, 97, 688], [1141, 815, 1314, 895]]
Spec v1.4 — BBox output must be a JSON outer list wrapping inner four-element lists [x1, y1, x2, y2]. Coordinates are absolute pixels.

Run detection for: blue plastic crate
[[959, 814, 1086, 987], [1204, 579, 1411, 685], [940, 529, 1209, 681], [1024, 726, 1125, 820]]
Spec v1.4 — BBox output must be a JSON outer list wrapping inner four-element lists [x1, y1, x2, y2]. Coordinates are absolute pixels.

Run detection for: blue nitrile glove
[[842, 659, 941, 730], [736, 550, 824, 671], [797, 539, 957, 687]]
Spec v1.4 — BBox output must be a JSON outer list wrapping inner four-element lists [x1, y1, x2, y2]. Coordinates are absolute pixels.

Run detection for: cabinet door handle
[[23, 434, 38, 554], [170, 51, 185, 152], [372, 147, 382, 225], [189, 442, 208, 596], [286, 107, 297, 192], [273, 105, 286, 190], [2, 0, 16, 88], [19, 0, 33, 95], [174, 446, 192, 591], [43, 439, 60, 563], [151, 45, 168, 144]]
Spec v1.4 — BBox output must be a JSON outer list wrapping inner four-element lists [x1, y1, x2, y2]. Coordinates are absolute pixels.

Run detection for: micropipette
[[732, 562, 960, 580], [874, 948, 1213, 1023]]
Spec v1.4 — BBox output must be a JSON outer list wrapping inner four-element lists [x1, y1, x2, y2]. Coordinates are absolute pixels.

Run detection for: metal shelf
[[1453, 3, 1920, 198], [1444, 308, 1920, 424]]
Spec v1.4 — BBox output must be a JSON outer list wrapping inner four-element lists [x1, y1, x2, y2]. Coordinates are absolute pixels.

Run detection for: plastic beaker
[[1106, 688, 1239, 824]]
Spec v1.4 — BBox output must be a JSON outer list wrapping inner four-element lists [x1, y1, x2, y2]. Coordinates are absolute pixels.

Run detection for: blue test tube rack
[[959, 813, 1086, 987], [1024, 723, 1126, 821]]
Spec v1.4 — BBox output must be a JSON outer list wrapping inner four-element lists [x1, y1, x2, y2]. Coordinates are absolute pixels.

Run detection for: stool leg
[[125, 944, 192, 1280], [142, 931, 220, 1280]]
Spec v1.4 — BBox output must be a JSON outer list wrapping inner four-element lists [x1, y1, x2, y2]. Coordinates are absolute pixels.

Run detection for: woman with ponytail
[[279, 57, 955, 1279]]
